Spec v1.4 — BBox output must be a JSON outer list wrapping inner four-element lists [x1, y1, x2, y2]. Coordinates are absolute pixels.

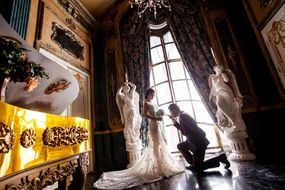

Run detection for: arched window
[[149, 23, 223, 153]]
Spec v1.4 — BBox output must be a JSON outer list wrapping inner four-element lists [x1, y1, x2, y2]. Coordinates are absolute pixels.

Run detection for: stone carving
[[116, 80, 142, 168], [20, 128, 36, 148], [0, 121, 15, 153], [43, 126, 88, 147], [209, 65, 256, 161]]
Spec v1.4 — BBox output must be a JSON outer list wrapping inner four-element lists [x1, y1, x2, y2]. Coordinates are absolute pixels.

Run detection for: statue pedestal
[[225, 129, 256, 161], [126, 142, 142, 168], [127, 150, 141, 168]]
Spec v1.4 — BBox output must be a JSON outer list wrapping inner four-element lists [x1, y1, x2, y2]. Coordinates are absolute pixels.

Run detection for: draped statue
[[208, 65, 245, 132], [116, 81, 142, 167], [209, 65, 255, 161]]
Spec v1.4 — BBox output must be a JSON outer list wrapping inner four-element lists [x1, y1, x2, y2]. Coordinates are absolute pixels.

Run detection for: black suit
[[174, 111, 223, 171]]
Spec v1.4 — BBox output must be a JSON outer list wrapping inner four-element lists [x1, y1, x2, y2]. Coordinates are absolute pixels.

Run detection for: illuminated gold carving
[[0, 101, 90, 178], [43, 126, 88, 147], [5, 161, 78, 190], [20, 128, 36, 148], [0, 121, 15, 153], [267, 19, 285, 48]]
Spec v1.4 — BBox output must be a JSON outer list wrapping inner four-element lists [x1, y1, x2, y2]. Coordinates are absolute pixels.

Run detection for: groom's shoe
[[219, 153, 231, 169]]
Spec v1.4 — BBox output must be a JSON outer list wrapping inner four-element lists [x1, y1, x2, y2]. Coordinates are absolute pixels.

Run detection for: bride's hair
[[145, 88, 155, 99]]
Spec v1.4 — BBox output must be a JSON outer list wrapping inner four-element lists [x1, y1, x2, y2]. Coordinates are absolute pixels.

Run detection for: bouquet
[[156, 109, 165, 118]]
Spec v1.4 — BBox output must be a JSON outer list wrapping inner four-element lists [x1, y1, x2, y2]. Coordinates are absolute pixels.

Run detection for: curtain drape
[[121, 10, 151, 107], [120, 0, 218, 121], [120, 9, 152, 147], [167, 1, 217, 119]]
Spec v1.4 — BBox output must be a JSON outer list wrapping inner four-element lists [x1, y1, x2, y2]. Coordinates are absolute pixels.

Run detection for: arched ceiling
[[77, 0, 217, 23], [78, 0, 126, 22]]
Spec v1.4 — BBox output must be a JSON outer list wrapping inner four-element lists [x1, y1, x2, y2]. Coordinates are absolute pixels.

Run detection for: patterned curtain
[[120, 9, 152, 147], [121, 10, 151, 106], [167, 1, 217, 119], [120, 0, 218, 128]]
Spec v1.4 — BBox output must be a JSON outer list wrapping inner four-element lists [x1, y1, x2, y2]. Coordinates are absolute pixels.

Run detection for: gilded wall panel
[[38, 1, 90, 71]]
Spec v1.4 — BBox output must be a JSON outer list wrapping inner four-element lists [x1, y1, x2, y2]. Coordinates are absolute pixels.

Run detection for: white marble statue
[[116, 81, 142, 167], [208, 64, 245, 131], [209, 65, 255, 160]]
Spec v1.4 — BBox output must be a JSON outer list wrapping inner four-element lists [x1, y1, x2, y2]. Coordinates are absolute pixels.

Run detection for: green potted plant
[[0, 36, 49, 101]]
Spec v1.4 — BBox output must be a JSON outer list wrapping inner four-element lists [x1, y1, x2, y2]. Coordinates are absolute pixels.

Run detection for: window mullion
[[161, 37, 175, 104]]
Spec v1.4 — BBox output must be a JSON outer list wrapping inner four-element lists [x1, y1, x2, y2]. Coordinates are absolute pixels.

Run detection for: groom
[[168, 103, 230, 173]]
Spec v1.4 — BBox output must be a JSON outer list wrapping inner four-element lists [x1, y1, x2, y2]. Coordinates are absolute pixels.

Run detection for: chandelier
[[129, 0, 171, 19]]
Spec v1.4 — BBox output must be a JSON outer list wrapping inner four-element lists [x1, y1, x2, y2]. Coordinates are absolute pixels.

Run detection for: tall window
[[149, 25, 222, 153]]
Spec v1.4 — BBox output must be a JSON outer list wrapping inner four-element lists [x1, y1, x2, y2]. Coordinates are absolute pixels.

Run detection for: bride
[[93, 88, 185, 189]]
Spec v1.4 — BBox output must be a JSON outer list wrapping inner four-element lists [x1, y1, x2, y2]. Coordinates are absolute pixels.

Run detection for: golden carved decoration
[[66, 18, 76, 30], [74, 73, 84, 90], [44, 79, 71, 94], [5, 161, 78, 190], [43, 126, 88, 147], [20, 128, 36, 148], [268, 19, 285, 48], [0, 121, 15, 153]]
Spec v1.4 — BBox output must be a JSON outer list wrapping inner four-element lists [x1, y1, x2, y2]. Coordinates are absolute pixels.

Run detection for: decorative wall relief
[[56, 0, 92, 32], [44, 79, 71, 94], [20, 128, 36, 148], [0, 121, 14, 153], [42, 126, 88, 147], [66, 18, 76, 30], [51, 22, 84, 61], [262, 4, 285, 90], [74, 73, 84, 90]]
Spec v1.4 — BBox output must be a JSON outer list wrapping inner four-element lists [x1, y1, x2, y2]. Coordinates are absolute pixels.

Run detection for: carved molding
[[51, 22, 84, 61], [36, 40, 89, 72], [66, 18, 76, 30], [56, 0, 96, 30], [42, 126, 88, 147], [5, 160, 78, 190], [0, 121, 15, 153], [20, 128, 36, 148]]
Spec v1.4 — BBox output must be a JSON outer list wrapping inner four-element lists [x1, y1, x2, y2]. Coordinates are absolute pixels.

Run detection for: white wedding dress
[[93, 101, 185, 189]]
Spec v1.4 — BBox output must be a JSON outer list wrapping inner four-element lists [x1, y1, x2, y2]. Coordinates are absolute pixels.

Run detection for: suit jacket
[[174, 111, 209, 148]]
